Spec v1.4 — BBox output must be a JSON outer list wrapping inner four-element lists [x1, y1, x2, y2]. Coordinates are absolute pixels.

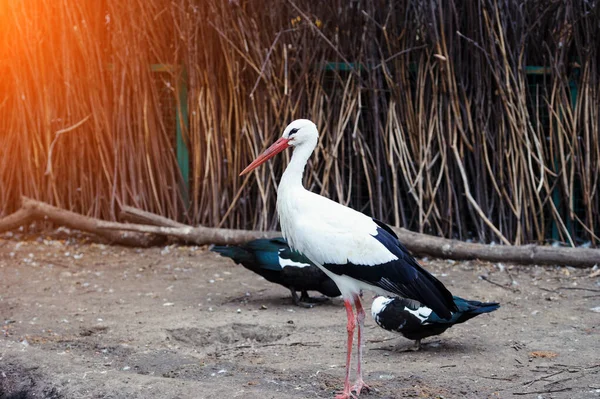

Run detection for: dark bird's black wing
[[212, 238, 340, 299], [373, 295, 500, 341]]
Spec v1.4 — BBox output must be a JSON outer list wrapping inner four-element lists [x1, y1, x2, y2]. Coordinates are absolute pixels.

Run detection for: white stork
[[240, 119, 457, 399]]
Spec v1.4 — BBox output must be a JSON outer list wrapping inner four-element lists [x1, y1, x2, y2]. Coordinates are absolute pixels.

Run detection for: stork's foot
[[351, 379, 371, 395]]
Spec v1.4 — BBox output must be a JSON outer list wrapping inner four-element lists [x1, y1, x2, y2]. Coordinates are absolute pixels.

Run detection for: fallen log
[[1, 198, 598, 267], [99, 210, 600, 268], [0, 208, 35, 233], [394, 228, 600, 268], [0, 197, 166, 247], [96, 221, 278, 246], [119, 205, 187, 228], [118, 203, 277, 244]]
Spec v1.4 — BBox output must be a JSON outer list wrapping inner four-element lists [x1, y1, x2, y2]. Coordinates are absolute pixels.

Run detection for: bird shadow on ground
[[221, 293, 342, 309], [370, 339, 476, 355]]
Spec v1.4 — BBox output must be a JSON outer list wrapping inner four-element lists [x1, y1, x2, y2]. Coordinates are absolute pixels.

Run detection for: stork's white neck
[[277, 136, 317, 249], [279, 138, 316, 191]]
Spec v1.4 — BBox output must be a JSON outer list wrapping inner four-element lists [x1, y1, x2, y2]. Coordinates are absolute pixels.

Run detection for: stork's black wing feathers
[[323, 220, 457, 319]]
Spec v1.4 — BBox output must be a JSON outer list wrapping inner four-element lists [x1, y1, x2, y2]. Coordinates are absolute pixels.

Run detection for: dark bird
[[371, 295, 500, 350], [211, 237, 340, 307], [239, 119, 457, 398]]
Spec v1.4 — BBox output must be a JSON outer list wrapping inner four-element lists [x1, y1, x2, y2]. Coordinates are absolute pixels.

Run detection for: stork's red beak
[[239, 137, 290, 176]]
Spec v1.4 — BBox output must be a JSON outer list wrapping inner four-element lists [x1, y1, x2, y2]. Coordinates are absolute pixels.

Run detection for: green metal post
[[150, 64, 190, 207], [176, 67, 190, 208]]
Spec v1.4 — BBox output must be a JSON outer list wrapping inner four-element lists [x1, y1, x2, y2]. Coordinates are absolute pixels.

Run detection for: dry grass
[[0, 0, 598, 246]]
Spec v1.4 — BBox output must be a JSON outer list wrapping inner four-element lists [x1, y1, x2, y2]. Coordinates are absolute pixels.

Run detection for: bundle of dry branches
[[0, 0, 598, 246]]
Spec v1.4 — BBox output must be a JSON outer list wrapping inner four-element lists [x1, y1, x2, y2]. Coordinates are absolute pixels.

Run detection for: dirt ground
[[1, 230, 599, 399]]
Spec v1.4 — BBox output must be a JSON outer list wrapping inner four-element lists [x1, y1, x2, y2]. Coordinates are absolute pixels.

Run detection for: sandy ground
[[0, 230, 599, 399]]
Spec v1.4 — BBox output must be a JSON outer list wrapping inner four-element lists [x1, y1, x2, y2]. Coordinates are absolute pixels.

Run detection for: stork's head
[[240, 119, 318, 176], [282, 119, 318, 147]]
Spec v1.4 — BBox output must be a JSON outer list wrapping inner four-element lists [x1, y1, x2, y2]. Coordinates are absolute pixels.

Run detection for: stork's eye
[[289, 128, 299, 136]]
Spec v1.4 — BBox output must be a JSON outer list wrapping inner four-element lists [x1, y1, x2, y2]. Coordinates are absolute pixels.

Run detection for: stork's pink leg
[[351, 295, 371, 395], [335, 299, 357, 399]]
